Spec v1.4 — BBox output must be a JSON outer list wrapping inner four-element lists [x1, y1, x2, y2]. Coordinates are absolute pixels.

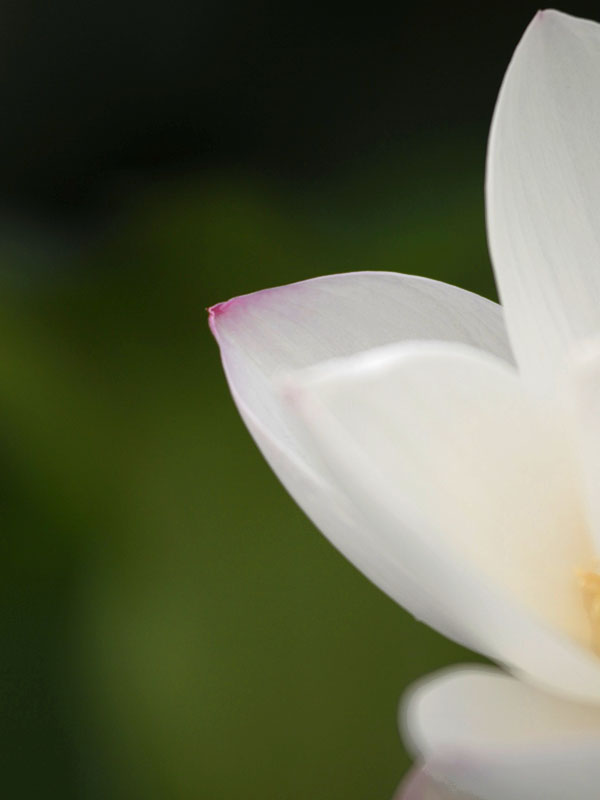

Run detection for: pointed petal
[[285, 340, 600, 699], [402, 666, 600, 800], [487, 10, 600, 389], [210, 272, 512, 449], [210, 272, 512, 644]]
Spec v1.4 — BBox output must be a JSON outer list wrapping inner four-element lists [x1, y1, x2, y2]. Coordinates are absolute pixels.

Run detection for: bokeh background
[[1, 1, 595, 798]]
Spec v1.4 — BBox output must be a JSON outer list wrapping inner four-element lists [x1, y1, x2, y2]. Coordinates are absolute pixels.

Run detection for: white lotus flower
[[209, 9, 600, 800]]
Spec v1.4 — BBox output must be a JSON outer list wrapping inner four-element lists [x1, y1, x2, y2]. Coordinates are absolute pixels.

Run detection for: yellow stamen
[[578, 569, 600, 655]]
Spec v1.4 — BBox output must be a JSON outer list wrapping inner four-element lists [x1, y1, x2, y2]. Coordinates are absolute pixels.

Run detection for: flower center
[[578, 570, 600, 654]]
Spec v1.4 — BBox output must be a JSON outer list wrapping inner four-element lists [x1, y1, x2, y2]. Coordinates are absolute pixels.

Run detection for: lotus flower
[[209, 10, 600, 800]]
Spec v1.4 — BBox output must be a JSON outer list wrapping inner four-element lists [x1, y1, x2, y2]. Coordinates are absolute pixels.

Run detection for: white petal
[[402, 666, 600, 800], [486, 10, 600, 390], [210, 272, 512, 449], [568, 337, 600, 555], [285, 340, 600, 699], [210, 272, 512, 644], [396, 768, 480, 800]]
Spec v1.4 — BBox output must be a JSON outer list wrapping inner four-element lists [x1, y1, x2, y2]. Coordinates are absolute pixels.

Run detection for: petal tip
[[207, 286, 279, 337], [531, 8, 575, 29], [207, 297, 238, 337]]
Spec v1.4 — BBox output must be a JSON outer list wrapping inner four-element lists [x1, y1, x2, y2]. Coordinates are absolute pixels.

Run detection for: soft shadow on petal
[[285, 341, 600, 700], [401, 665, 600, 800], [210, 272, 512, 645], [487, 10, 600, 391]]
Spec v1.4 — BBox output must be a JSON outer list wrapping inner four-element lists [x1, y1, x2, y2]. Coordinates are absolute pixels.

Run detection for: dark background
[[0, 3, 590, 799], [4, 1, 593, 223]]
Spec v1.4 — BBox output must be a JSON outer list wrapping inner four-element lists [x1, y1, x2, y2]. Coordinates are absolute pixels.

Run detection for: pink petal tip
[[207, 298, 238, 336]]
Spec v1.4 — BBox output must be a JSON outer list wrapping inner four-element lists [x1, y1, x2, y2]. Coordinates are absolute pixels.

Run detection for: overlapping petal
[[487, 10, 600, 390], [210, 272, 512, 644], [211, 8, 600, 796], [401, 666, 600, 800], [284, 340, 600, 700]]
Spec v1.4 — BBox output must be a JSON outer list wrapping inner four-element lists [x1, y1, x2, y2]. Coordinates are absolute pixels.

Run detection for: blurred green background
[[0, 1, 591, 798]]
